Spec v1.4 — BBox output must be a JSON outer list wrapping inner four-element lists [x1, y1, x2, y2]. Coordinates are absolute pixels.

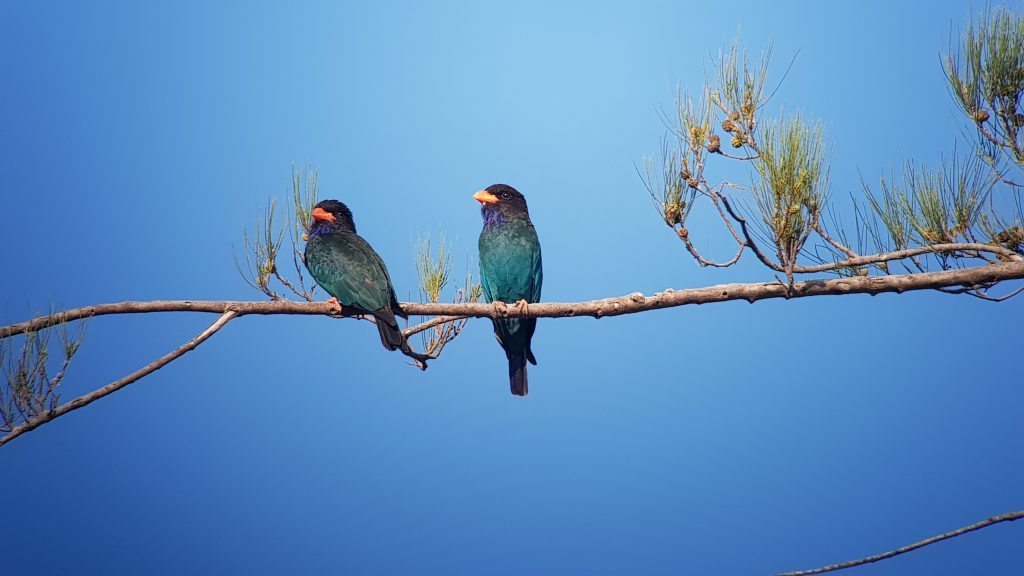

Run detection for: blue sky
[[1, 1, 1021, 574]]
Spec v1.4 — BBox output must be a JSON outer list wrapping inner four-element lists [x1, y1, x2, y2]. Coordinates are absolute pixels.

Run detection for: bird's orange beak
[[473, 190, 499, 204], [312, 207, 336, 222]]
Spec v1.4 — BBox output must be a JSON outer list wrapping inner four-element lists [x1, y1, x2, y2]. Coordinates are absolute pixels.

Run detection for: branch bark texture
[[4, 260, 1023, 339]]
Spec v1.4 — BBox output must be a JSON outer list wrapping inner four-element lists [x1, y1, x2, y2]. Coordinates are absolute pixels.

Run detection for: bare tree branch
[[792, 242, 1020, 274], [719, 194, 786, 272], [0, 311, 237, 447], [2, 259, 1021, 445], [4, 260, 1023, 341], [778, 510, 1024, 576], [402, 315, 466, 339]]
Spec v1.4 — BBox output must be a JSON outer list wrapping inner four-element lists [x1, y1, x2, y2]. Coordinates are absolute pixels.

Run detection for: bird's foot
[[491, 300, 507, 317], [513, 299, 530, 316], [325, 297, 343, 315]]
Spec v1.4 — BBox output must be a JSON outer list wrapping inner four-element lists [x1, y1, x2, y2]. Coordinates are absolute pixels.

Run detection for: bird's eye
[[501, 191, 510, 199]]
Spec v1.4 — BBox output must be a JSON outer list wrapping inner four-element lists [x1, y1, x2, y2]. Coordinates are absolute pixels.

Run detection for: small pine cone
[[730, 111, 740, 121], [994, 226, 1024, 252], [663, 202, 682, 226], [680, 168, 692, 181], [707, 134, 721, 153], [721, 119, 737, 133], [731, 135, 745, 148], [677, 226, 689, 238], [973, 110, 990, 123], [687, 177, 699, 189]]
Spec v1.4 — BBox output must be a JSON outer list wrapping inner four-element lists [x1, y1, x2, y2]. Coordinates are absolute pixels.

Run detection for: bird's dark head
[[473, 184, 531, 226], [310, 199, 357, 236]]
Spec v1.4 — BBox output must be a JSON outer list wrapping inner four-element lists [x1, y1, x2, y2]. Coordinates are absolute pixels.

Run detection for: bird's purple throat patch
[[481, 206, 506, 228]]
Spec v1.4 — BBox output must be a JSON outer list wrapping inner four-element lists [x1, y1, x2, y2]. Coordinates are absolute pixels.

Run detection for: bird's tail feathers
[[372, 309, 405, 351], [509, 352, 528, 396]]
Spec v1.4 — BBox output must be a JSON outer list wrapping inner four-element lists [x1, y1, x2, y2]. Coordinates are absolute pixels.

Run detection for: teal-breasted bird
[[474, 184, 543, 396], [303, 199, 408, 352]]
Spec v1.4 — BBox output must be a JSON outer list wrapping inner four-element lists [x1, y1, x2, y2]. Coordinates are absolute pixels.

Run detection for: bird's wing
[[479, 222, 542, 304], [305, 233, 394, 312], [529, 240, 543, 304]]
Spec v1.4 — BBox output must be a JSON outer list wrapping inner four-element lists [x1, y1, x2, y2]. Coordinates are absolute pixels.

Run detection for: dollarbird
[[474, 184, 543, 396], [304, 199, 408, 352]]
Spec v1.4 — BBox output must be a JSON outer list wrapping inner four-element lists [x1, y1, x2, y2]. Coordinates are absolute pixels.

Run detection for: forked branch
[[5, 260, 1023, 342], [0, 311, 238, 447]]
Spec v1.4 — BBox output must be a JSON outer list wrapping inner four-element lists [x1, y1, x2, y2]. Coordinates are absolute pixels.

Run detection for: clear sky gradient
[[1, 1, 1021, 575]]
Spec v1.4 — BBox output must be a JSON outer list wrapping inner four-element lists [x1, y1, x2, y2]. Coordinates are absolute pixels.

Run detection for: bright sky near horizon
[[1, 1, 1022, 575]]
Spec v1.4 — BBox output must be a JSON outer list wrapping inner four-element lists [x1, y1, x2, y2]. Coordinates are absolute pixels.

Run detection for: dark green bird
[[474, 184, 543, 396], [304, 199, 408, 352]]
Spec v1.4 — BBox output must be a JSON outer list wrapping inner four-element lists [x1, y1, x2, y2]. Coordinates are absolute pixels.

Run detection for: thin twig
[[707, 189, 748, 247], [793, 242, 1021, 274], [813, 222, 860, 260], [397, 338, 431, 371], [403, 315, 467, 338], [714, 150, 760, 161], [777, 511, 1024, 576], [964, 283, 1024, 302], [975, 119, 1012, 151], [271, 270, 304, 300], [720, 194, 786, 271], [0, 311, 238, 447], [679, 230, 745, 267], [675, 183, 749, 268]]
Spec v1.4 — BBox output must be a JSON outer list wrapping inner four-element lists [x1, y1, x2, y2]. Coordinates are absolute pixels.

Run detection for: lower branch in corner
[[0, 311, 238, 447], [778, 511, 1024, 576]]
